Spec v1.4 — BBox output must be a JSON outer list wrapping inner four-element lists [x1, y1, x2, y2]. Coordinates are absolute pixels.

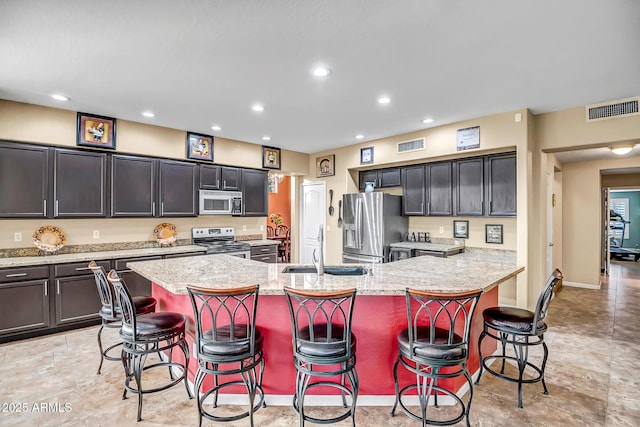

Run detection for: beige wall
[[304, 109, 530, 306], [0, 100, 309, 249]]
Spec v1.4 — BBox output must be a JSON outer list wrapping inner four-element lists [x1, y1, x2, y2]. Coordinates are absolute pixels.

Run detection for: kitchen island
[[128, 254, 523, 405]]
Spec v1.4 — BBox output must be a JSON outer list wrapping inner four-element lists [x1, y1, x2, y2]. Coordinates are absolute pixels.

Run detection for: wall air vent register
[[586, 97, 639, 122], [397, 138, 425, 153]]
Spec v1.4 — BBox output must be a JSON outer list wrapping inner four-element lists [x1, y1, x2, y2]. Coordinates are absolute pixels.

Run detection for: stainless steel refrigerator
[[342, 193, 408, 263]]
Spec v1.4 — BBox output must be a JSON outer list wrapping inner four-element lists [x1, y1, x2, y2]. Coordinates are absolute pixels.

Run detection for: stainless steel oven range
[[192, 227, 251, 259]]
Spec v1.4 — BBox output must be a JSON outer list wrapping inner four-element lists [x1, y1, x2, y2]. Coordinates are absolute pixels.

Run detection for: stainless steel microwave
[[199, 190, 242, 215]]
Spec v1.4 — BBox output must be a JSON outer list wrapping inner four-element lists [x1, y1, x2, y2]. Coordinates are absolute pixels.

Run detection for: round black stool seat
[[482, 307, 547, 334]]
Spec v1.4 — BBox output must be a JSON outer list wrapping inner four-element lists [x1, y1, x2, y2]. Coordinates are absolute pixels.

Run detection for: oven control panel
[[192, 227, 234, 238]]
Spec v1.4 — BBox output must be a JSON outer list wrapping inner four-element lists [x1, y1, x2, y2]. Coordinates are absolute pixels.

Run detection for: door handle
[[548, 243, 554, 247]]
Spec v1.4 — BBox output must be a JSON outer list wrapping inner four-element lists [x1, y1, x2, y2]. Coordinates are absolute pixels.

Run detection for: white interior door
[[300, 182, 325, 264]]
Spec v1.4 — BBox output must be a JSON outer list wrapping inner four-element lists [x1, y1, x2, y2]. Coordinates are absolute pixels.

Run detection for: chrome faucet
[[312, 225, 325, 275]]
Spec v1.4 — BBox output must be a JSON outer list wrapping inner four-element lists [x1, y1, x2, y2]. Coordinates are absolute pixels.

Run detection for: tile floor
[[1, 261, 639, 426]]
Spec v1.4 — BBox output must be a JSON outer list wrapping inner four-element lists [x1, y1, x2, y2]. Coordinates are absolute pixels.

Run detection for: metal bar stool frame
[[89, 261, 157, 375], [391, 288, 483, 427], [107, 269, 192, 422], [284, 287, 359, 427], [475, 269, 562, 408], [187, 284, 265, 427]]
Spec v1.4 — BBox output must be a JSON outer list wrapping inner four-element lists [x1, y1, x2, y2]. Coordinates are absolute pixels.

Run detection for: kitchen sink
[[281, 266, 369, 276]]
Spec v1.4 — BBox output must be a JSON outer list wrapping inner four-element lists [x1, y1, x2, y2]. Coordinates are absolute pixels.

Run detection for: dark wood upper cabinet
[[200, 164, 221, 189], [426, 162, 453, 216], [401, 165, 426, 216], [54, 149, 108, 217], [455, 158, 484, 216], [241, 169, 268, 216], [359, 168, 401, 190], [487, 153, 517, 216], [111, 155, 156, 217], [158, 160, 198, 217], [0, 142, 50, 218], [221, 167, 241, 190]]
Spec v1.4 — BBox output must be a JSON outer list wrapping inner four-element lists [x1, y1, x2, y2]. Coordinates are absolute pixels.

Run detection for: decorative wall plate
[[33, 225, 67, 252], [153, 223, 178, 246]]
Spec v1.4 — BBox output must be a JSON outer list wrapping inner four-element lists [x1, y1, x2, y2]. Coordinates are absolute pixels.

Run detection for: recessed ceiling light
[[312, 66, 331, 78], [422, 118, 434, 124], [262, 136, 271, 141], [50, 94, 70, 102], [252, 104, 265, 112], [378, 96, 391, 105], [142, 111, 155, 118], [355, 134, 364, 139], [211, 125, 222, 131]]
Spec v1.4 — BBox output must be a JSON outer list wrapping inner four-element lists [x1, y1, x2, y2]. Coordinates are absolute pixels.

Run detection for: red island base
[[153, 284, 498, 405]]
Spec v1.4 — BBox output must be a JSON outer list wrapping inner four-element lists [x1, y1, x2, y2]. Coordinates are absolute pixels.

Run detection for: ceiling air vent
[[586, 97, 639, 122], [397, 138, 425, 153]]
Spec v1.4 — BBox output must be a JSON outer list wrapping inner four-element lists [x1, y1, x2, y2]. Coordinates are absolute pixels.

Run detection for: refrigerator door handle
[[356, 198, 363, 249]]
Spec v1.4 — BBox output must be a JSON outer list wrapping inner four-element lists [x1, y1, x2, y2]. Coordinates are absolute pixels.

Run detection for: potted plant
[[269, 213, 283, 235]]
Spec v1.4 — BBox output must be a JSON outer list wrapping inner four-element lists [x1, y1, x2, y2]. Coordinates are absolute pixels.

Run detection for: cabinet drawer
[[0, 265, 49, 283], [250, 245, 278, 256], [114, 256, 162, 272], [164, 252, 204, 259], [414, 249, 447, 258], [54, 260, 110, 277], [251, 253, 278, 263]]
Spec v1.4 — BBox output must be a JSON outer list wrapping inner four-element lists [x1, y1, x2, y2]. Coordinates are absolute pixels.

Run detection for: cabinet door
[[0, 279, 50, 336], [221, 167, 241, 190], [200, 164, 221, 189], [401, 165, 426, 215], [456, 158, 484, 216], [54, 149, 108, 217], [111, 155, 156, 217], [241, 169, 268, 216], [378, 168, 401, 188], [55, 275, 102, 325], [487, 154, 517, 216], [0, 142, 50, 218], [426, 162, 453, 216], [114, 256, 162, 296], [158, 160, 198, 217], [359, 170, 378, 190]]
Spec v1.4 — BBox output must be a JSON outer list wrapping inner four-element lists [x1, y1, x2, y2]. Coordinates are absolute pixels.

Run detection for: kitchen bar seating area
[[1, 261, 638, 426]]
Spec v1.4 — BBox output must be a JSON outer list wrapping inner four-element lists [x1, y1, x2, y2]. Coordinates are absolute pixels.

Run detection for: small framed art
[[485, 224, 503, 244], [453, 220, 469, 239], [76, 112, 116, 149], [186, 132, 214, 161], [316, 154, 335, 177], [262, 146, 281, 169], [360, 146, 374, 164]]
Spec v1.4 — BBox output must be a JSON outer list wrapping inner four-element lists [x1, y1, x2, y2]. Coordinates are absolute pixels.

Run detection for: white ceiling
[[1, 0, 639, 155]]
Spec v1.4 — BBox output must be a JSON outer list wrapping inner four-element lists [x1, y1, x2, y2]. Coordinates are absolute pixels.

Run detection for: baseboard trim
[[563, 280, 600, 290]]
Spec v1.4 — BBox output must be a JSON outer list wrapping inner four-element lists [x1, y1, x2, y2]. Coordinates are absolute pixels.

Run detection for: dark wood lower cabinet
[[0, 279, 50, 336], [54, 275, 102, 325]]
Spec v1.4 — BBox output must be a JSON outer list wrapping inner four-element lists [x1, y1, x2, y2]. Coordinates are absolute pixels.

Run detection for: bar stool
[[283, 287, 358, 426], [89, 261, 157, 374], [107, 269, 192, 422], [186, 285, 265, 427], [391, 288, 483, 427], [476, 269, 562, 408]]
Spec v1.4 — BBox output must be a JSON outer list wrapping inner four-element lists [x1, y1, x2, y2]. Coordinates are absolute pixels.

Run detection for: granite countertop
[[127, 254, 523, 296], [243, 239, 279, 246], [0, 245, 207, 268], [389, 241, 465, 252]]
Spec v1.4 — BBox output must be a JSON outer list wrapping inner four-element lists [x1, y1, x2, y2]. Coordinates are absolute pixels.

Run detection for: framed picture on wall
[[262, 146, 281, 170], [186, 132, 214, 161], [76, 112, 117, 149], [360, 146, 374, 164], [316, 154, 335, 177], [453, 220, 469, 239], [485, 224, 503, 244]]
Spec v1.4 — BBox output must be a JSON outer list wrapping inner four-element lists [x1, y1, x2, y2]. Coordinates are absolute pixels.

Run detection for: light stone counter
[[243, 239, 279, 246], [0, 245, 207, 268], [127, 253, 523, 296]]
